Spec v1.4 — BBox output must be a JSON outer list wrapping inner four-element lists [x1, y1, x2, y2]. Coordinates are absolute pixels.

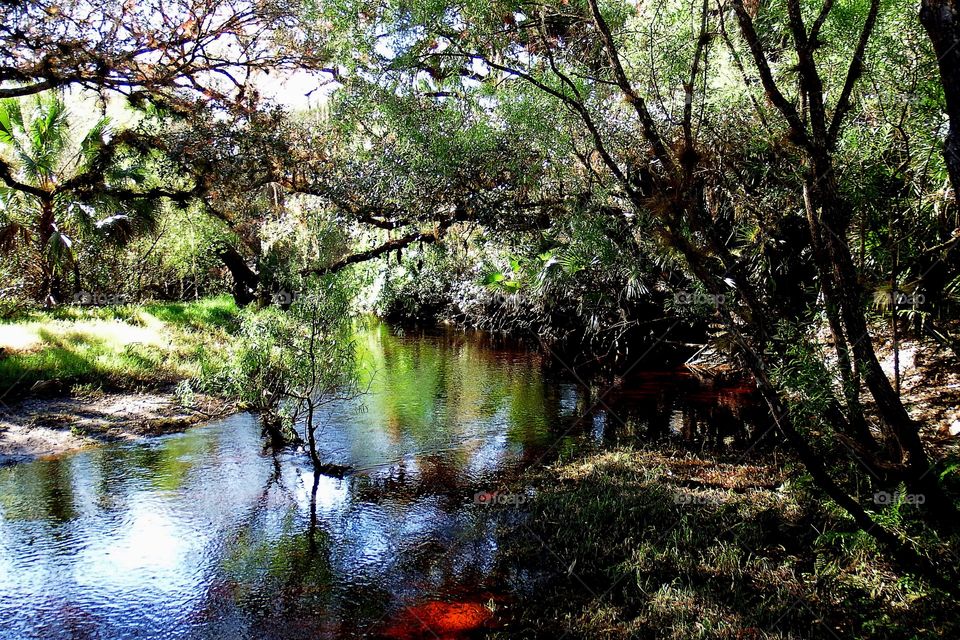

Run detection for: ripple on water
[[0, 324, 763, 639]]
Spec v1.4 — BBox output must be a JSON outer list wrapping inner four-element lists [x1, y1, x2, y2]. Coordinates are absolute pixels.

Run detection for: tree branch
[[585, 0, 676, 171], [730, 0, 812, 149], [305, 226, 448, 277], [827, 0, 881, 146], [0, 159, 48, 199]]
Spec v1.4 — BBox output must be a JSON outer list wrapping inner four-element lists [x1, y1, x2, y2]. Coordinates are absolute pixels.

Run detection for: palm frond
[[93, 198, 159, 244], [80, 116, 112, 165], [26, 94, 70, 182], [0, 99, 23, 145], [45, 225, 75, 270], [64, 199, 100, 235], [95, 214, 135, 239]]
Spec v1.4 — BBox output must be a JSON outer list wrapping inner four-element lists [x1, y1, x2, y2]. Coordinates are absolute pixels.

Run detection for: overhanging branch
[[302, 217, 460, 277]]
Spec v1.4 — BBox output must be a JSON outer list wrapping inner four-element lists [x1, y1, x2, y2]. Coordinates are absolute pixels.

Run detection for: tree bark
[[217, 244, 259, 306], [808, 172, 958, 518], [921, 0, 960, 209], [802, 184, 875, 449], [37, 196, 57, 305]]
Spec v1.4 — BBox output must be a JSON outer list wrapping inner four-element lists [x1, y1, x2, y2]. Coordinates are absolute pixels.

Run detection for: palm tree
[[0, 92, 157, 304]]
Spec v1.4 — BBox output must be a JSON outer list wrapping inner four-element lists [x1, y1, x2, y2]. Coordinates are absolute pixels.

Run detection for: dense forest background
[[3, 0, 960, 633]]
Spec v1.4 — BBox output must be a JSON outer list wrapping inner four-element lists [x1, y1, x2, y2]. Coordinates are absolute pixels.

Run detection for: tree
[[214, 279, 360, 474], [295, 0, 959, 588], [281, 283, 360, 475], [0, 0, 333, 112], [920, 0, 960, 210], [142, 90, 569, 305], [728, 0, 956, 513], [0, 92, 160, 303], [205, 199, 363, 473]]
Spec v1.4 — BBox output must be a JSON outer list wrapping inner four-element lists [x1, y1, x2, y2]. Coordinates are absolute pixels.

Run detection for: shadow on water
[[0, 322, 770, 639]]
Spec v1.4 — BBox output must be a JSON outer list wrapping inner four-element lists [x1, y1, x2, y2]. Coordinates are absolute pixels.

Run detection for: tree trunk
[[37, 196, 56, 305], [673, 241, 959, 589], [735, 330, 960, 595], [217, 243, 259, 306], [803, 184, 875, 449], [808, 170, 957, 518], [921, 0, 960, 209], [306, 401, 320, 468]]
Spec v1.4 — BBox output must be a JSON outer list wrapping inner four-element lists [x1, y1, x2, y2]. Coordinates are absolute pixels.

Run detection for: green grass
[[493, 448, 958, 640], [0, 296, 239, 396]]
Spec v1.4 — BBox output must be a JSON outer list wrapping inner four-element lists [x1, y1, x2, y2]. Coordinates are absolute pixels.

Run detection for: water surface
[[0, 324, 762, 639]]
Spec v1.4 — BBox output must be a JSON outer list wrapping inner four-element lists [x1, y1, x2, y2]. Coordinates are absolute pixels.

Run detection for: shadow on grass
[[0, 329, 169, 394], [143, 296, 239, 332], [493, 450, 958, 640], [0, 296, 238, 396]]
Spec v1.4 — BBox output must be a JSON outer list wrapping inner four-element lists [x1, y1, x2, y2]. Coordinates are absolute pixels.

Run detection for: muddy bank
[[0, 390, 235, 464]]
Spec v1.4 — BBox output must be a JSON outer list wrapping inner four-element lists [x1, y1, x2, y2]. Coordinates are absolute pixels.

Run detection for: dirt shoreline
[[0, 389, 237, 465]]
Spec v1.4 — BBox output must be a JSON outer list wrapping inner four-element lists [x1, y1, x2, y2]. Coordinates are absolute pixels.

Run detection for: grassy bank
[[494, 448, 958, 640], [0, 296, 238, 397]]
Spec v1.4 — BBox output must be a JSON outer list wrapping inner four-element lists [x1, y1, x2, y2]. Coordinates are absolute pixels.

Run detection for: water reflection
[[0, 323, 766, 639]]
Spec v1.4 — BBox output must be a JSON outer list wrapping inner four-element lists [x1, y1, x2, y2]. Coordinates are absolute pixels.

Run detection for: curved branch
[[730, 0, 811, 149], [827, 0, 880, 146], [0, 159, 47, 199], [0, 80, 61, 99], [303, 217, 460, 277]]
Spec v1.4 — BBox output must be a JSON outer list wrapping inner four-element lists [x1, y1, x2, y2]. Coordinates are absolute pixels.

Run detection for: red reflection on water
[[611, 369, 757, 403], [684, 383, 756, 406], [382, 600, 494, 639]]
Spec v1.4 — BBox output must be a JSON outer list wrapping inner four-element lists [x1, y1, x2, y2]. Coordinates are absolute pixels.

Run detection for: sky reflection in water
[[0, 323, 761, 639]]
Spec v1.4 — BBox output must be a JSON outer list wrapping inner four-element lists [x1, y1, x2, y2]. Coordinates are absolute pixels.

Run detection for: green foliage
[[117, 205, 235, 299], [769, 321, 836, 423], [205, 305, 293, 413], [0, 92, 165, 302], [204, 277, 359, 446], [374, 241, 466, 320], [0, 296, 238, 393]]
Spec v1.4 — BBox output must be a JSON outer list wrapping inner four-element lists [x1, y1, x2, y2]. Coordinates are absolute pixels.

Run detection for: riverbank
[[0, 296, 241, 463], [0, 295, 239, 397], [487, 326, 960, 639], [493, 446, 958, 639], [0, 389, 236, 464]]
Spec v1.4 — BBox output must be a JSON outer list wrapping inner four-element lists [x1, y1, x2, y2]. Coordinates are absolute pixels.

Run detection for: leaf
[[80, 116, 112, 161], [45, 228, 76, 269], [482, 271, 505, 286], [0, 105, 14, 144]]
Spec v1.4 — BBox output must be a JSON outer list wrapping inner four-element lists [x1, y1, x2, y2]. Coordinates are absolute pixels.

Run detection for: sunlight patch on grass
[[0, 296, 238, 393], [1, 320, 166, 353]]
